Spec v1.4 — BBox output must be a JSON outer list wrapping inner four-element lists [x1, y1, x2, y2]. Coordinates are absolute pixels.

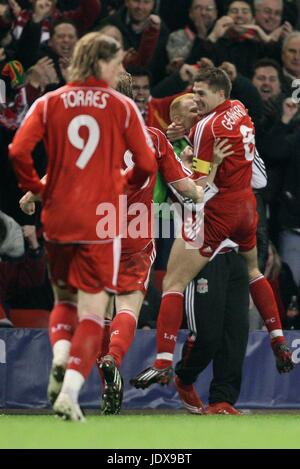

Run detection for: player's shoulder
[[105, 88, 134, 107], [43, 84, 70, 101], [194, 112, 216, 140], [147, 126, 166, 139]]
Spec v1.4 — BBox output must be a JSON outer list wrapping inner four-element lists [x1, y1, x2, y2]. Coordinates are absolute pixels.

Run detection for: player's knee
[[162, 275, 185, 293], [248, 268, 262, 281]]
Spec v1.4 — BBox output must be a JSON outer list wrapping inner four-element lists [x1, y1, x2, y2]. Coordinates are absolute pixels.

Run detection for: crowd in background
[[0, 0, 300, 330]]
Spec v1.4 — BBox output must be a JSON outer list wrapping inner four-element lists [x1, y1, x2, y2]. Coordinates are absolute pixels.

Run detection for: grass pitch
[[0, 412, 299, 449]]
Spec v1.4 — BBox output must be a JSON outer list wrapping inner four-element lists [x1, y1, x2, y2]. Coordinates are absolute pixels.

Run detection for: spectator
[[166, 0, 218, 72], [9, 0, 101, 40], [0, 210, 24, 259], [255, 0, 283, 34], [252, 57, 283, 102], [98, 0, 170, 84], [38, 19, 78, 86], [254, 0, 293, 41], [128, 64, 197, 131], [187, 0, 281, 78], [281, 31, 300, 83], [278, 128, 300, 287], [0, 215, 46, 327], [98, 20, 161, 69]]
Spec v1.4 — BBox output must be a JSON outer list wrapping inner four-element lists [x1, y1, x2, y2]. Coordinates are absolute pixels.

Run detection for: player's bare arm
[[172, 178, 204, 204]]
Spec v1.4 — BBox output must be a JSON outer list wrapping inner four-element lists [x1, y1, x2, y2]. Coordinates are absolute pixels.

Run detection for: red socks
[[154, 291, 184, 369], [49, 302, 78, 347], [108, 311, 137, 368], [250, 275, 284, 342], [68, 315, 104, 379]]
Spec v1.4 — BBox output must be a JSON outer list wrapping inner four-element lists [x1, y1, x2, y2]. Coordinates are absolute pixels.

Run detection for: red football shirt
[[190, 99, 255, 191], [122, 126, 190, 253], [9, 77, 156, 242]]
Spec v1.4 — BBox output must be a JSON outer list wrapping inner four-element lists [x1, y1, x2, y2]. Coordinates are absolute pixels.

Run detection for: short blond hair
[[169, 93, 194, 121], [68, 32, 122, 82]]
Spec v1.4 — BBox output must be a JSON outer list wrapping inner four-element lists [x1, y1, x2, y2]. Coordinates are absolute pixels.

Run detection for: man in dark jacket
[[98, 0, 169, 84]]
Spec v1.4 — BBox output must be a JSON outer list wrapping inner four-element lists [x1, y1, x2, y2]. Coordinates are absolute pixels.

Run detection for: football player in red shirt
[[131, 67, 294, 392], [9, 33, 157, 421], [96, 123, 205, 414]]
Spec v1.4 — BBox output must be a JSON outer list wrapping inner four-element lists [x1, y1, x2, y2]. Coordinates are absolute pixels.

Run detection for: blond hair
[[68, 32, 122, 82], [169, 93, 195, 121], [116, 72, 133, 98]]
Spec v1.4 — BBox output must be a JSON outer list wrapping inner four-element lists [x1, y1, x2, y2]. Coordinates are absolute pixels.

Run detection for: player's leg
[[131, 237, 209, 388], [53, 240, 121, 420], [99, 291, 144, 415], [54, 288, 110, 421], [96, 295, 114, 379], [105, 241, 156, 370], [47, 285, 78, 406], [154, 237, 209, 369], [46, 243, 79, 406], [107, 291, 143, 366], [241, 246, 294, 373]]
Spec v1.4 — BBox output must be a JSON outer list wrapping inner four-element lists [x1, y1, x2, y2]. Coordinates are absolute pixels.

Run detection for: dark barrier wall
[[0, 330, 300, 409]]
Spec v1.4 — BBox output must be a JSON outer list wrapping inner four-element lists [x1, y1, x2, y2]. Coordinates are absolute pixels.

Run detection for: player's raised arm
[[9, 98, 47, 195], [150, 126, 203, 204]]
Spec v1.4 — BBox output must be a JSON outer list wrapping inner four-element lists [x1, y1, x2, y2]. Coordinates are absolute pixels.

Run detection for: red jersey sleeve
[[9, 97, 46, 194], [148, 127, 190, 183], [189, 113, 216, 180], [124, 100, 157, 187]]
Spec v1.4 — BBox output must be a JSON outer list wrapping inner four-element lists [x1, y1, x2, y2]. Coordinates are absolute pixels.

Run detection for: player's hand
[[180, 145, 193, 169], [19, 191, 36, 215], [194, 185, 204, 204], [166, 122, 185, 142], [213, 138, 233, 165]]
